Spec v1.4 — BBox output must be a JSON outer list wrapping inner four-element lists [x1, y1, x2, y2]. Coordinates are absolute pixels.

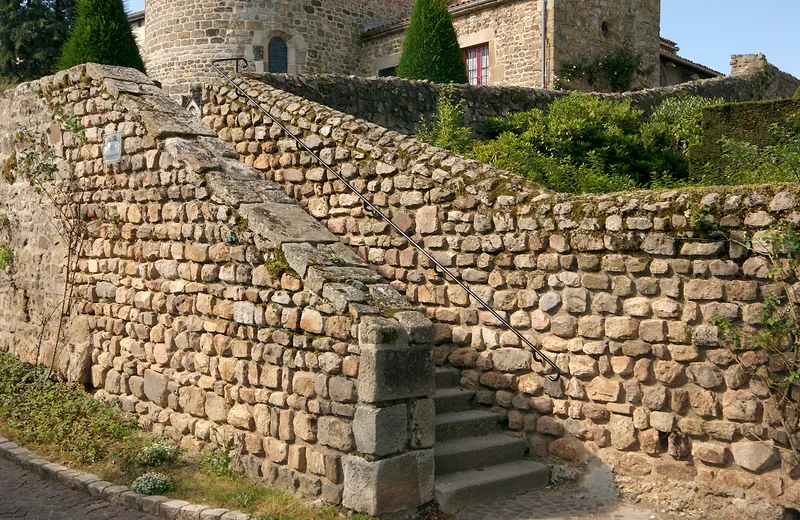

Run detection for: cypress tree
[[0, 0, 76, 81], [58, 0, 144, 73], [396, 0, 467, 84]]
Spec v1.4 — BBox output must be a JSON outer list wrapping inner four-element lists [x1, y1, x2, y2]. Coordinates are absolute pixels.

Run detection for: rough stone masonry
[[203, 66, 800, 518], [0, 63, 437, 517]]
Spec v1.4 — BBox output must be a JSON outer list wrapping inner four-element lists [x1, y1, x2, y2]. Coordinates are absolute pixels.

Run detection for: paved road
[[0, 457, 156, 520]]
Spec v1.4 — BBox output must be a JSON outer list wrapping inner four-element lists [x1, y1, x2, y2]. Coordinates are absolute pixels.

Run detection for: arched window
[[268, 37, 288, 73]]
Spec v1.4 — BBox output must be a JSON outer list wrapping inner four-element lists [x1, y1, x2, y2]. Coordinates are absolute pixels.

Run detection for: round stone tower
[[143, 0, 415, 96]]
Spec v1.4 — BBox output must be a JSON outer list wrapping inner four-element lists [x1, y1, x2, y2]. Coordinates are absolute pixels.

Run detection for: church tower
[[143, 0, 414, 96], [547, 0, 662, 88]]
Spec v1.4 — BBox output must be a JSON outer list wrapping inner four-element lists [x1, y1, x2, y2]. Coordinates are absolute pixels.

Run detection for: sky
[[126, 0, 800, 78]]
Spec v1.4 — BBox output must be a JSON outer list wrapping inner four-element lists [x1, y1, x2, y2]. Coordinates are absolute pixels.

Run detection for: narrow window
[[378, 66, 397, 77], [463, 43, 490, 86], [601, 21, 610, 37], [268, 37, 288, 73]]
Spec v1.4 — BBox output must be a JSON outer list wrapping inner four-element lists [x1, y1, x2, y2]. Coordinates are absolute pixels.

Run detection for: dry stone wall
[[0, 64, 436, 517], [249, 55, 800, 137], [205, 76, 800, 518]]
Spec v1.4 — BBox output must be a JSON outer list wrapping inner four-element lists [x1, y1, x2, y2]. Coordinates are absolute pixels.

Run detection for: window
[[268, 37, 288, 73], [378, 66, 397, 77], [463, 43, 489, 86]]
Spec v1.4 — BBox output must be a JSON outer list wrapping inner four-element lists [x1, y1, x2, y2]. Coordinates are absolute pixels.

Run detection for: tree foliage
[[0, 0, 75, 81], [58, 0, 144, 73], [396, 0, 467, 84]]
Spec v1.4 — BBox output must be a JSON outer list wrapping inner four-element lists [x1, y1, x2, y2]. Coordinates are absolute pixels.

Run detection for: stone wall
[[143, 0, 415, 96], [245, 55, 800, 137], [0, 64, 435, 517], [364, 0, 543, 87], [205, 76, 800, 518]]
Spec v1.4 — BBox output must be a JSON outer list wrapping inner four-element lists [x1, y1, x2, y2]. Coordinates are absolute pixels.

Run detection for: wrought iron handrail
[[210, 58, 562, 381]]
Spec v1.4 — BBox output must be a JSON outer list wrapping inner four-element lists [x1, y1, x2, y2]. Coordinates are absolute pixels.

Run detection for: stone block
[[410, 399, 435, 449], [318, 416, 354, 452], [358, 317, 434, 403], [238, 202, 338, 245], [144, 369, 169, 407], [731, 441, 779, 473], [693, 442, 728, 465], [342, 451, 433, 516], [353, 404, 407, 457]]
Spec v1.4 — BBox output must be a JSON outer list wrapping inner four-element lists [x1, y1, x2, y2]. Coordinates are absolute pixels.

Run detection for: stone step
[[435, 367, 461, 389], [433, 387, 476, 414], [435, 410, 501, 442], [434, 460, 550, 514], [434, 433, 526, 475]]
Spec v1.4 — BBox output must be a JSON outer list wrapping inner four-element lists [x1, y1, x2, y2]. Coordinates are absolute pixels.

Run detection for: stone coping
[[0, 436, 251, 520]]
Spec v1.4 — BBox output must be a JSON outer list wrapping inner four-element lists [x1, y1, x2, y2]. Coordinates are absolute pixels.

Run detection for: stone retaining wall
[[249, 54, 800, 137], [0, 64, 435, 517], [205, 76, 800, 518]]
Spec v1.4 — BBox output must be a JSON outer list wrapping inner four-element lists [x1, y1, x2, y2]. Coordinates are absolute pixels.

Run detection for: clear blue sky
[[126, 0, 800, 78]]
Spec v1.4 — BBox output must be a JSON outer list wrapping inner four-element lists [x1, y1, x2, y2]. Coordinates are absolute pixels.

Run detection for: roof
[[364, 0, 499, 36], [661, 51, 723, 77], [127, 10, 144, 22]]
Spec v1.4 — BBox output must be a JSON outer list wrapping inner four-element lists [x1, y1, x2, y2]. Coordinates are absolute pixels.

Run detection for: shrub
[[58, 0, 145, 73], [417, 86, 473, 154], [396, 0, 467, 84], [642, 94, 724, 155], [794, 86, 800, 100], [475, 93, 688, 191], [130, 472, 175, 495], [137, 441, 180, 467]]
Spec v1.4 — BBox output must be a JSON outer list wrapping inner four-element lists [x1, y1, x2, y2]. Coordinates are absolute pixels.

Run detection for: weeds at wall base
[[0, 353, 371, 520]]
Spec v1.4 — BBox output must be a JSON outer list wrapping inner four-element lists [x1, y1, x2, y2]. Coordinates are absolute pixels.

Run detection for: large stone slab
[[238, 203, 338, 245]]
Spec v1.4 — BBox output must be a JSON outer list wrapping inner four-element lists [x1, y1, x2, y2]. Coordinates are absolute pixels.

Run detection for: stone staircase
[[433, 368, 551, 513]]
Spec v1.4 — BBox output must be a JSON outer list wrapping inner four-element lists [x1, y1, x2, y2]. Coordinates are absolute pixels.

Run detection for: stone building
[[132, 0, 718, 96]]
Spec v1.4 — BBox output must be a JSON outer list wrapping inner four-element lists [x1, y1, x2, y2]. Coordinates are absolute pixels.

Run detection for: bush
[[396, 0, 467, 84], [137, 441, 180, 467], [417, 86, 473, 154], [475, 93, 688, 191], [58, 0, 145, 73], [130, 472, 175, 495]]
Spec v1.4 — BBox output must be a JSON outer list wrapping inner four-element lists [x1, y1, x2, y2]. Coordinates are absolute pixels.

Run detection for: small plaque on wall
[[103, 132, 122, 164]]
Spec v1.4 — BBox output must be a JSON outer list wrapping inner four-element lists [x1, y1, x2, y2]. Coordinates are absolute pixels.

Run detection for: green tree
[[396, 0, 467, 84], [58, 0, 144, 73], [0, 0, 76, 81]]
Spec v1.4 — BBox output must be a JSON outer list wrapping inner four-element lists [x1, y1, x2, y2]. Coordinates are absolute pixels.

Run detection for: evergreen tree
[[58, 0, 144, 73], [0, 0, 76, 81], [396, 0, 467, 84]]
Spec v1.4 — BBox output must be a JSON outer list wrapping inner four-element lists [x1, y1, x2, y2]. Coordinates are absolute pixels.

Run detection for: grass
[[0, 352, 372, 520]]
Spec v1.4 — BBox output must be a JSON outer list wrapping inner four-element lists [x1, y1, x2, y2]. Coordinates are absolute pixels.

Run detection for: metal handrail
[[210, 58, 562, 381]]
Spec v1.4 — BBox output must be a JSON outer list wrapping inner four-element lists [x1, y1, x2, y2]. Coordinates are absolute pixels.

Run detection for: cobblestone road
[[457, 483, 662, 520], [0, 457, 156, 520]]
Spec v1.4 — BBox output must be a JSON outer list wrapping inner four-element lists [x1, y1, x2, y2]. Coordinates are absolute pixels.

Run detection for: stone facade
[[241, 55, 800, 138], [136, 0, 690, 97], [364, 0, 544, 87], [204, 75, 800, 518], [0, 64, 436, 517]]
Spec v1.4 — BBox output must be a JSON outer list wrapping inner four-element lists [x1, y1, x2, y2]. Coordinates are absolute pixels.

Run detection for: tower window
[[601, 21, 610, 37], [268, 37, 288, 73]]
